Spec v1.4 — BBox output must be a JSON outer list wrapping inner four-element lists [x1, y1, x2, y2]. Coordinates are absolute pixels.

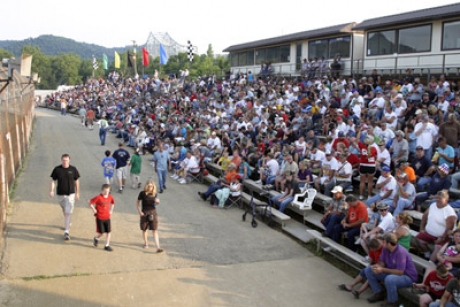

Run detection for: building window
[[367, 30, 396, 56], [295, 43, 302, 70], [246, 50, 255, 65], [238, 52, 246, 66], [266, 46, 279, 63], [329, 36, 350, 58], [231, 53, 238, 66], [255, 49, 266, 65], [398, 25, 431, 53], [443, 20, 460, 50], [309, 39, 328, 59], [279, 45, 290, 63]]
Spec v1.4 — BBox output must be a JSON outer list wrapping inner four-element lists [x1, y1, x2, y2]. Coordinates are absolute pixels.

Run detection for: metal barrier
[[0, 68, 35, 233]]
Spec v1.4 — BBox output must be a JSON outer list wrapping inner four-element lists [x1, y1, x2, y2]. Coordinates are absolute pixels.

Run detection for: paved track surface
[[0, 108, 372, 306]]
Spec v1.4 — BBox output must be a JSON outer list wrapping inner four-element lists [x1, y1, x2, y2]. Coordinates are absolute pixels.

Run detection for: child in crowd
[[217, 151, 231, 172], [130, 149, 142, 189], [101, 150, 117, 184], [356, 203, 380, 247], [89, 184, 115, 251]]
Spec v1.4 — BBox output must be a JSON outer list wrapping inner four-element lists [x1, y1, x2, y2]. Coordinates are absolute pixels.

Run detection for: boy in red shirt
[[89, 184, 115, 251]]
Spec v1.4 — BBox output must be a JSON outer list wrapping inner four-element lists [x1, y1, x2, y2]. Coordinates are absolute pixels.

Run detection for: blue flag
[[160, 44, 168, 65]]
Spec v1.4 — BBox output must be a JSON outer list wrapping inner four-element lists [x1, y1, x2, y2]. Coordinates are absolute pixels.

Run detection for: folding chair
[[187, 154, 205, 183], [225, 194, 242, 209], [292, 188, 316, 210]]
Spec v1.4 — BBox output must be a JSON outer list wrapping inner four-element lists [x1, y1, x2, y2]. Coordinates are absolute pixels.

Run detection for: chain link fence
[[0, 68, 35, 233]]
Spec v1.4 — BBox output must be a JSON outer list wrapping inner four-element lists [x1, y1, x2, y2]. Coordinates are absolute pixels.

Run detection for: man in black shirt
[[50, 153, 80, 240], [270, 170, 300, 212], [112, 142, 131, 193]]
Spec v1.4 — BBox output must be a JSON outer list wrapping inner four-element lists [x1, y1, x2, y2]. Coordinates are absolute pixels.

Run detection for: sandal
[[156, 248, 164, 253], [143, 244, 149, 249], [351, 290, 360, 299], [338, 284, 351, 292]]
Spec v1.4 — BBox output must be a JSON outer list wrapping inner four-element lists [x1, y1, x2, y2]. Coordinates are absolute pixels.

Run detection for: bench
[[313, 192, 333, 208], [304, 210, 326, 230], [307, 229, 368, 269], [203, 174, 219, 185], [241, 192, 291, 227]]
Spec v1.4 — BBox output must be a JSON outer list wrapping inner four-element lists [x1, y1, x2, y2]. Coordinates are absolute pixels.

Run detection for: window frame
[[367, 29, 397, 56], [441, 19, 460, 51], [397, 24, 432, 54]]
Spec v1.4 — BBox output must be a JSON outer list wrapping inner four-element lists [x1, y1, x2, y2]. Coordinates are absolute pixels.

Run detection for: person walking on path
[[98, 115, 109, 146], [136, 179, 163, 253], [130, 149, 142, 189], [89, 184, 115, 252], [101, 150, 116, 184], [112, 143, 130, 193], [86, 107, 95, 130], [49, 153, 80, 240], [151, 143, 171, 193]]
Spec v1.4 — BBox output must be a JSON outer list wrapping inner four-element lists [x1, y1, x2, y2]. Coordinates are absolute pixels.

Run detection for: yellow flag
[[114, 51, 120, 69]]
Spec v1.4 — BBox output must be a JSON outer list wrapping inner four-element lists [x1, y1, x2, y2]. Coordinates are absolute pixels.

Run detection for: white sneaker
[[178, 178, 187, 184], [172, 175, 179, 179], [255, 180, 262, 184], [363, 255, 370, 262], [354, 238, 361, 245], [170, 174, 177, 178]]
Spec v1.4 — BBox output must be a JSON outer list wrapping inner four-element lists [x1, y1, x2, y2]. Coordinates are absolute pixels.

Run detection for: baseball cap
[[338, 131, 345, 137], [325, 150, 332, 155], [331, 186, 343, 194], [381, 165, 391, 172], [376, 202, 389, 210], [361, 124, 369, 130], [415, 109, 423, 115]]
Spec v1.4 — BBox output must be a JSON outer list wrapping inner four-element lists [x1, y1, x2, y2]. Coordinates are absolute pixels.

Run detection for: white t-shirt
[[321, 157, 338, 179], [414, 122, 437, 150], [378, 213, 395, 233], [266, 159, 279, 177], [377, 148, 391, 167], [207, 137, 222, 150], [384, 111, 397, 130], [425, 203, 456, 237], [310, 150, 326, 163], [336, 161, 352, 182], [376, 175, 397, 198]]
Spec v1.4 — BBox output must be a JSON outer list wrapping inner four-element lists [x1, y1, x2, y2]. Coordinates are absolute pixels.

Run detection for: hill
[[0, 35, 131, 61]]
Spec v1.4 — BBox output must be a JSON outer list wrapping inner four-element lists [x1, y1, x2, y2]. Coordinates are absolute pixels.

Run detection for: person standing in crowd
[[365, 232, 418, 306], [129, 149, 142, 189], [49, 153, 80, 240], [136, 180, 163, 253], [101, 150, 116, 184], [98, 115, 109, 146], [151, 143, 171, 193], [89, 184, 115, 252], [78, 106, 86, 125], [86, 107, 95, 130], [112, 143, 131, 193]]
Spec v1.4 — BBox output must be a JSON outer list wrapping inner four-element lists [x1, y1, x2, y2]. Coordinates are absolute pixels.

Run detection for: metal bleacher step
[[282, 221, 311, 243], [304, 211, 326, 231], [203, 174, 219, 185]]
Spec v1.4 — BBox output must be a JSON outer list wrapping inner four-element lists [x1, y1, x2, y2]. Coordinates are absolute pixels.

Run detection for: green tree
[[52, 53, 82, 85], [0, 48, 14, 61], [206, 44, 214, 58], [22, 45, 55, 89]]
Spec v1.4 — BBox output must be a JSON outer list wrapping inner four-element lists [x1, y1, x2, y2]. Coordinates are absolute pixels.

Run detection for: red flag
[[142, 47, 149, 67]]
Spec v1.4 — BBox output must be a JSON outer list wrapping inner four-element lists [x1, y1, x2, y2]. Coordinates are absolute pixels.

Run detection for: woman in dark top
[[136, 179, 163, 253]]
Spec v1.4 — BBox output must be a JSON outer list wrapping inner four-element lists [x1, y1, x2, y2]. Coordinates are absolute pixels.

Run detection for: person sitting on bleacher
[[415, 164, 452, 210], [321, 185, 347, 238], [365, 165, 396, 208], [413, 145, 434, 191], [413, 190, 457, 261], [314, 150, 338, 196], [390, 172, 416, 216], [270, 170, 300, 213], [256, 153, 279, 185], [429, 269, 460, 307], [331, 195, 368, 251], [296, 161, 313, 189], [197, 163, 237, 201], [365, 232, 418, 306], [337, 238, 383, 299], [335, 152, 353, 192]]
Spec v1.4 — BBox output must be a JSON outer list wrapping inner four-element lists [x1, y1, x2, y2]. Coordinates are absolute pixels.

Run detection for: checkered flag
[[187, 41, 194, 62], [92, 55, 98, 70]]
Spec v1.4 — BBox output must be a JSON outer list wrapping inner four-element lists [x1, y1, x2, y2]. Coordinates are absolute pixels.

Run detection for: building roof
[[223, 23, 355, 53], [353, 2, 460, 31]]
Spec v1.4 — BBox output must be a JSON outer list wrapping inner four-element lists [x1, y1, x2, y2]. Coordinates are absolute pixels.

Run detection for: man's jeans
[[417, 176, 432, 191], [322, 213, 344, 236], [271, 194, 294, 212], [99, 129, 107, 145], [157, 169, 167, 191], [366, 194, 393, 207], [391, 198, 414, 216], [203, 181, 224, 199], [331, 225, 360, 251], [364, 266, 413, 303]]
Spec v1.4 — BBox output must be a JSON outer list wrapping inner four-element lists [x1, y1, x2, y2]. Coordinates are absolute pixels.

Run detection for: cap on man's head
[[438, 163, 450, 174], [331, 186, 343, 194], [381, 165, 391, 172], [338, 131, 345, 137], [325, 150, 332, 155], [415, 109, 423, 115], [376, 202, 389, 210]]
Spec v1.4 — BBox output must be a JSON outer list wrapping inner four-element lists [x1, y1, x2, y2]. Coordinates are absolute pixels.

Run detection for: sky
[[2, 0, 460, 55]]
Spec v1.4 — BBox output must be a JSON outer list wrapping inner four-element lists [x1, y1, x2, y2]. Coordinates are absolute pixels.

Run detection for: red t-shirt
[[369, 246, 383, 264], [347, 201, 369, 225], [424, 270, 453, 298], [332, 138, 349, 151], [358, 142, 377, 167], [347, 153, 360, 168], [90, 194, 114, 220]]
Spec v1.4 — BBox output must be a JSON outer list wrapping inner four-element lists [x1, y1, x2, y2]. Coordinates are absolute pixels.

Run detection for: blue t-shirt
[[101, 157, 117, 178], [152, 151, 170, 170], [437, 145, 455, 168], [427, 173, 452, 197], [412, 155, 432, 177]]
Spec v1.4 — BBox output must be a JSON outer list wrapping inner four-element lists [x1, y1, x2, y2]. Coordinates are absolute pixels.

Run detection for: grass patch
[[22, 272, 91, 281]]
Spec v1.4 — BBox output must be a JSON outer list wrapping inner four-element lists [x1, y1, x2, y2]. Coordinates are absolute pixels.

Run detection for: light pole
[[132, 40, 138, 78]]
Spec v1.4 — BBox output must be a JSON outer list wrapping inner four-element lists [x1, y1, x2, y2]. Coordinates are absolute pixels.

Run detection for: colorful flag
[[142, 47, 149, 67], [92, 55, 98, 70], [127, 52, 135, 68], [160, 44, 168, 65], [102, 54, 108, 70], [114, 51, 120, 69]]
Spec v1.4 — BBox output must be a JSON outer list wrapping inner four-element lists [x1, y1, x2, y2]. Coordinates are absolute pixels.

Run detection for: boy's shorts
[[96, 218, 111, 233]]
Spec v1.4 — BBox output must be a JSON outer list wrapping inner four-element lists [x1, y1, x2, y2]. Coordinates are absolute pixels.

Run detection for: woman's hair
[[144, 179, 157, 195], [398, 212, 413, 225]]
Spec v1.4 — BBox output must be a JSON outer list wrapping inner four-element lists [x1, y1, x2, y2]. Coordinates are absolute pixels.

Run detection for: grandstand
[[144, 32, 198, 59]]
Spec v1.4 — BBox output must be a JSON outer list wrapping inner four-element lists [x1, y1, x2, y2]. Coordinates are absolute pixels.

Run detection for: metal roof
[[223, 23, 355, 53], [353, 2, 460, 31]]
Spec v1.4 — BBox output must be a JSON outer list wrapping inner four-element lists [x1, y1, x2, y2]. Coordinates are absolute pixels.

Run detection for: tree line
[[0, 44, 230, 89]]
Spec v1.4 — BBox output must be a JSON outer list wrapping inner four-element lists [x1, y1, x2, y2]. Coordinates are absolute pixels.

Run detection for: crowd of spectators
[[43, 67, 460, 306]]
